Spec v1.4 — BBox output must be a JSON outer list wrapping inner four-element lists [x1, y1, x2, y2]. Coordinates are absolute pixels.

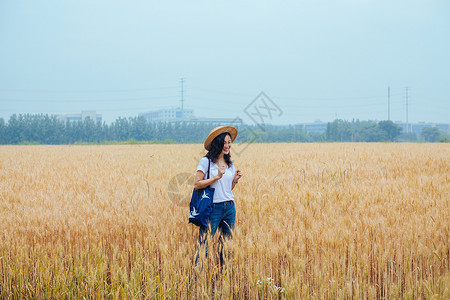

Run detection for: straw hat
[[204, 126, 238, 150]]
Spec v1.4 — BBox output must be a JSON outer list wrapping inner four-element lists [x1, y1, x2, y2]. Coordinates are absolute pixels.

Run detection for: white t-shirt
[[197, 157, 236, 203]]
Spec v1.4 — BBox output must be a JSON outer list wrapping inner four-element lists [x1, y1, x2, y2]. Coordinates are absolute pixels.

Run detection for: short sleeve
[[196, 157, 209, 176]]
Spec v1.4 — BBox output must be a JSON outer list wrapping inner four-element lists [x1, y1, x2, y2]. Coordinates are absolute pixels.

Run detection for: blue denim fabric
[[198, 201, 236, 243], [196, 201, 236, 266]]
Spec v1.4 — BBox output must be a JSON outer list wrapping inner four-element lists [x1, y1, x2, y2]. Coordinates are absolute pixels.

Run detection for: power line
[[272, 94, 403, 101], [189, 86, 255, 98], [0, 95, 180, 103], [0, 86, 179, 94], [0, 106, 174, 113]]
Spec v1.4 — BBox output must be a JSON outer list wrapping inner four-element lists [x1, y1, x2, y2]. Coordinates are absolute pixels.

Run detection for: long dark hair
[[206, 132, 232, 167]]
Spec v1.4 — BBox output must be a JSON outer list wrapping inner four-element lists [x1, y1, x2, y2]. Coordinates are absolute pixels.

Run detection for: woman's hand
[[216, 166, 226, 179], [234, 169, 243, 182]]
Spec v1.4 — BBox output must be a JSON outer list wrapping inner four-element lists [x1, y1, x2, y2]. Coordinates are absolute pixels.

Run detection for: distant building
[[139, 107, 235, 125], [181, 116, 237, 125], [294, 121, 450, 134], [435, 123, 450, 132], [394, 122, 450, 134], [411, 123, 433, 134], [57, 111, 102, 123], [139, 107, 194, 123]]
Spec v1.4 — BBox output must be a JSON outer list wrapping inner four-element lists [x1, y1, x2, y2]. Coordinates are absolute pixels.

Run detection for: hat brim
[[204, 126, 238, 150]]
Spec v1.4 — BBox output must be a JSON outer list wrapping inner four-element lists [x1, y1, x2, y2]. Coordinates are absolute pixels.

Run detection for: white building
[[57, 111, 102, 123], [139, 107, 235, 125], [139, 107, 194, 123]]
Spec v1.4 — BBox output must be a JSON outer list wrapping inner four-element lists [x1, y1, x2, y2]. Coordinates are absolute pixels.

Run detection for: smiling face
[[222, 134, 232, 156]]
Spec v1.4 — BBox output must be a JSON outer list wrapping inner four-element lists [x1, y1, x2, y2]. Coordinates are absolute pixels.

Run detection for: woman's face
[[222, 134, 232, 155]]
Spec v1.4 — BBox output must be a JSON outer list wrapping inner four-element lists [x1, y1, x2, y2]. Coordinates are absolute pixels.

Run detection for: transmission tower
[[180, 78, 185, 113], [405, 87, 409, 133], [388, 85, 390, 121]]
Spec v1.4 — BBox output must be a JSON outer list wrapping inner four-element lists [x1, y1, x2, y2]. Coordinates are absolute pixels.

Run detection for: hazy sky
[[1, 0, 449, 125]]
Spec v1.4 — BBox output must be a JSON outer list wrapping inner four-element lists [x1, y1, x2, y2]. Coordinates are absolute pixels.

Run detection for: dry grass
[[0, 143, 449, 299]]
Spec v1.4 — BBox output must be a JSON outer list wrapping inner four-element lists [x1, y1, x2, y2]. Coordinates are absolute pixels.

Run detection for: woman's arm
[[193, 168, 224, 190], [231, 169, 243, 190]]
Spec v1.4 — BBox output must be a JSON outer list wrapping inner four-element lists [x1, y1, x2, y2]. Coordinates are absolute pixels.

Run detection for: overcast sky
[[0, 0, 449, 125]]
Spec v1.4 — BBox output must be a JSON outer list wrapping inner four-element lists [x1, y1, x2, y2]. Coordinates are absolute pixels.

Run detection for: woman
[[194, 126, 243, 265]]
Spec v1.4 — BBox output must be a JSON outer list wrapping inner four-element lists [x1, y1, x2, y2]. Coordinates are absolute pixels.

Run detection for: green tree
[[397, 132, 417, 142], [421, 127, 440, 142], [82, 117, 97, 143], [111, 117, 130, 141], [353, 121, 387, 142], [378, 120, 402, 141], [253, 128, 269, 142], [6, 114, 24, 144], [361, 125, 388, 142], [0, 118, 6, 144], [326, 119, 353, 141], [64, 121, 80, 143], [129, 116, 149, 141], [307, 131, 326, 142]]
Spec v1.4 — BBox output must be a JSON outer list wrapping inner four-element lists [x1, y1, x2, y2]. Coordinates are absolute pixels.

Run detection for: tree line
[[0, 114, 215, 144], [0, 114, 447, 145], [323, 119, 448, 143]]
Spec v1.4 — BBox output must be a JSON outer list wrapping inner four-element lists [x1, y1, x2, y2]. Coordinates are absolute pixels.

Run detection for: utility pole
[[405, 86, 409, 133], [388, 86, 391, 121], [180, 78, 185, 113]]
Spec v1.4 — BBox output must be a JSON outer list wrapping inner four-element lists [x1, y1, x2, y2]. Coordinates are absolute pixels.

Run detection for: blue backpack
[[189, 159, 215, 227]]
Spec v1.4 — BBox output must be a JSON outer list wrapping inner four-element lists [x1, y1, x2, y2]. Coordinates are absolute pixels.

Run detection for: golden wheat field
[[0, 143, 449, 299]]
